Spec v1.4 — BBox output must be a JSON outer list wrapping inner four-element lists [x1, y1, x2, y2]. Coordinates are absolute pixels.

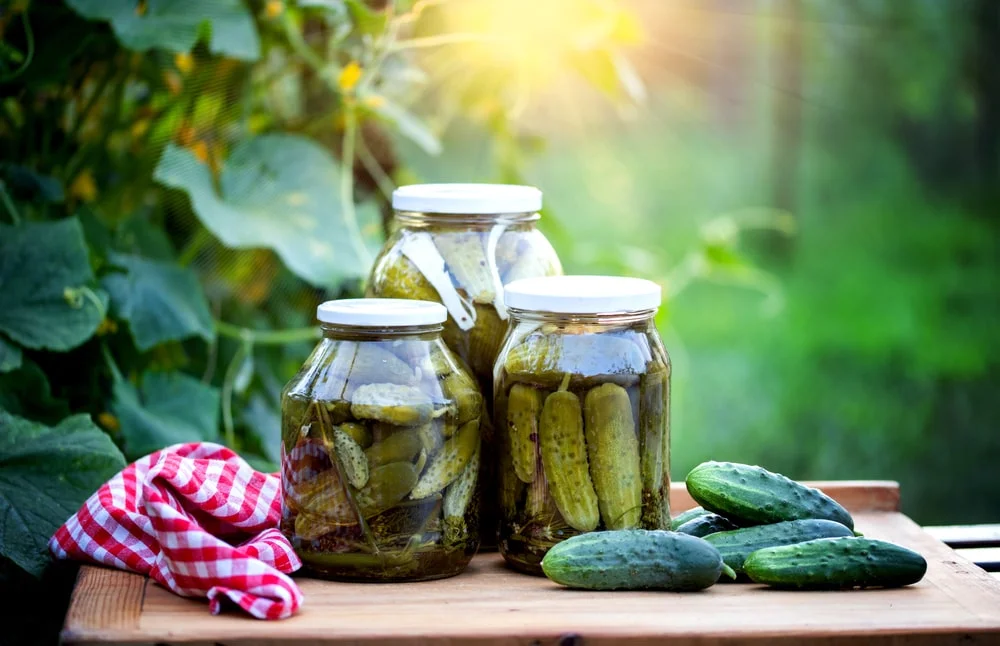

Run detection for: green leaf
[[0, 218, 108, 351], [344, 0, 387, 36], [116, 217, 177, 261], [154, 135, 381, 286], [112, 371, 220, 459], [370, 98, 442, 156], [0, 337, 21, 373], [0, 408, 126, 578], [64, 0, 260, 61], [102, 253, 213, 352], [2, 165, 65, 203], [0, 361, 72, 425]]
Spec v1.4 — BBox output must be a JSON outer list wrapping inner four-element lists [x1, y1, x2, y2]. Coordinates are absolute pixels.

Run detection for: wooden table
[[61, 482, 1000, 645]]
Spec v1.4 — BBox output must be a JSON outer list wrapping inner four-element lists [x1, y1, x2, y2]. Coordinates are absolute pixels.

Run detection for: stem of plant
[[215, 320, 321, 345], [221, 340, 252, 449], [0, 13, 34, 83], [340, 106, 373, 267], [178, 228, 212, 267], [357, 134, 396, 201]]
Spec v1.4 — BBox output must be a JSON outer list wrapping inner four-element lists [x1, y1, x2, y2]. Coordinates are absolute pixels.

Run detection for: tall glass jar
[[281, 299, 483, 582], [493, 276, 671, 575], [367, 184, 562, 547]]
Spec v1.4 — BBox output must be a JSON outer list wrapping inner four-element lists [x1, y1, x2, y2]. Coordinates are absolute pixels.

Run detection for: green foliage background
[[0, 0, 998, 640]]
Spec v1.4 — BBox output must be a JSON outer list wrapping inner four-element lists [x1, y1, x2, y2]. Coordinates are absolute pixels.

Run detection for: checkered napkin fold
[[49, 442, 303, 619]]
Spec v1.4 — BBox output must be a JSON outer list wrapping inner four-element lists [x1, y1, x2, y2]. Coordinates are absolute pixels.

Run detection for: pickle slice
[[355, 462, 420, 518], [411, 419, 480, 499], [503, 333, 646, 388], [351, 383, 434, 426], [435, 231, 496, 305], [441, 369, 483, 426], [365, 428, 423, 468]]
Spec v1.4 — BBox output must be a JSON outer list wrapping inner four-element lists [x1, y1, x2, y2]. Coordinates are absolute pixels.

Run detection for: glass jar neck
[[507, 308, 658, 327], [320, 323, 443, 340], [393, 210, 540, 228]]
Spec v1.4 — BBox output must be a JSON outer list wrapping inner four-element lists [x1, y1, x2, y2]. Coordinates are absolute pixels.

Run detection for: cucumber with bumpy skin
[[675, 513, 738, 538], [671, 506, 709, 530], [541, 529, 735, 591], [686, 461, 854, 530], [704, 519, 855, 574], [744, 537, 926, 589]]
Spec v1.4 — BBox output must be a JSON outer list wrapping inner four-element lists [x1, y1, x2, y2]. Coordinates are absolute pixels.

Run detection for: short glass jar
[[280, 299, 483, 582], [367, 184, 563, 546], [493, 276, 672, 575]]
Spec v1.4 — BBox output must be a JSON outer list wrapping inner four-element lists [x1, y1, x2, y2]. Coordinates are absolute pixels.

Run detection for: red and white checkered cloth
[[49, 442, 303, 619]]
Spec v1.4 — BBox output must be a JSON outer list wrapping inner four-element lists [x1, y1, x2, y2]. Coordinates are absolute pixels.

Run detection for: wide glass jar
[[494, 276, 671, 575], [367, 184, 562, 546], [280, 299, 483, 582]]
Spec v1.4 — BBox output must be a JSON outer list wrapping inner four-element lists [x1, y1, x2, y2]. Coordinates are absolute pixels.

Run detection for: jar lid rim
[[316, 299, 447, 326], [504, 276, 661, 314], [392, 183, 542, 214]]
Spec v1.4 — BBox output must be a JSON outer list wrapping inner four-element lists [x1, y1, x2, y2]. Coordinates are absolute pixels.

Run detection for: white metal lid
[[316, 299, 447, 326], [504, 276, 662, 314], [392, 183, 542, 214]]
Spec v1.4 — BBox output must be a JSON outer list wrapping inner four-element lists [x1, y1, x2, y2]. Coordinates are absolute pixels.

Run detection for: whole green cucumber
[[686, 461, 854, 529], [744, 537, 927, 589], [704, 519, 854, 574], [670, 506, 709, 530], [675, 513, 739, 538], [541, 529, 736, 591]]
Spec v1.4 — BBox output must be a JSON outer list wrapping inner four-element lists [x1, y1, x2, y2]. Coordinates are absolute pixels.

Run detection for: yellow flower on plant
[[163, 70, 182, 95], [95, 318, 119, 336], [130, 119, 150, 139], [70, 170, 97, 203], [338, 61, 363, 93], [97, 412, 120, 433], [265, 0, 284, 19], [174, 52, 194, 75], [190, 140, 210, 164]]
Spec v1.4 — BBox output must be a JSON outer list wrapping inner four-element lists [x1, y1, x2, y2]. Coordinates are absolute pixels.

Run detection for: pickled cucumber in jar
[[280, 299, 483, 582], [367, 184, 562, 549], [494, 277, 671, 575]]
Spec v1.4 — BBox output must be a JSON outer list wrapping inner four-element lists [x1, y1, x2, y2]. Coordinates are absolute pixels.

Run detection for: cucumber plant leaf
[[0, 408, 126, 578], [0, 338, 21, 373], [0, 218, 108, 351], [111, 370, 220, 460], [64, 0, 261, 61], [0, 360, 71, 425], [102, 253, 214, 352], [154, 135, 382, 287]]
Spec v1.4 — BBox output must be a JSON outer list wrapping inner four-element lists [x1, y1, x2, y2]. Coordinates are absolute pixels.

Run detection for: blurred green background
[[401, 0, 1000, 524], [1, 0, 998, 642]]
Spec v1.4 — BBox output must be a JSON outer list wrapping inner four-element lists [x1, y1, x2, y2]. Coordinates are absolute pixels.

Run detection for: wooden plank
[[670, 480, 900, 513], [955, 548, 1000, 572], [61, 566, 147, 644], [61, 509, 1000, 645], [924, 525, 1000, 549]]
